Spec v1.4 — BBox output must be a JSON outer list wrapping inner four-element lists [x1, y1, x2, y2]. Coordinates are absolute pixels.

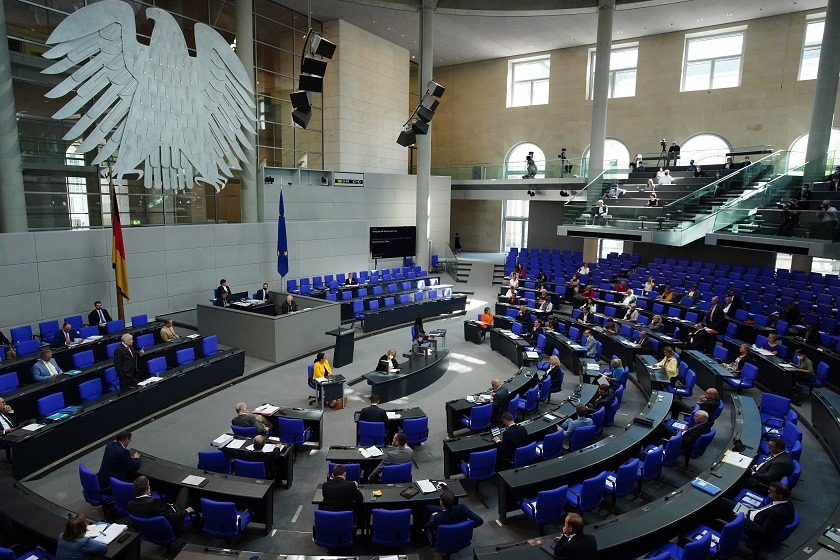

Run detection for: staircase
[[492, 263, 507, 285], [453, 260, 472, 283]]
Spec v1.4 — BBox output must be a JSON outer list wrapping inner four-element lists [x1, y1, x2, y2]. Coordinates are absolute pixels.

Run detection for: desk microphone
[[593, 518, 619, 529], [495, 541, 529, 552], [664, 489, 683, 501]]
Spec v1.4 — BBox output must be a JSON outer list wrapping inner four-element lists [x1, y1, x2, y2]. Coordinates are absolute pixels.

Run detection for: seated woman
[[643, 277, 657, 294], [376, 349, 400, 372], [685, 284, 702, 301], [504, 286, 518, 304], [56, 514, 107, 560], [762, 333, 782, 356], [604, 318, 617, 335], [623, 304, 639, 322], [535, 270, 548, 288], [508, 273, 520, 290], [313, 352, 332, 380], [645, 178, 656, 191], [650, 314, 664, 332], [603, 358, 626, 388], [568, 274, 580, 291], [654, 346, 680, 385], [479, 307, 494, 339], [646, 193, 659, 207], [657, 286, 675, 302], [726, 343, 750, 374]]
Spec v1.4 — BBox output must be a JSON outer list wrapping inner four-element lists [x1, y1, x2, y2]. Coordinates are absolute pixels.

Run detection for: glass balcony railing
[[714, 208, 839, 241], [432, 157, 585, 181]]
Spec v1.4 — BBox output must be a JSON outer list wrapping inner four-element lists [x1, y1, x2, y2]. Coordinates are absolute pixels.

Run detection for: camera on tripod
[[660, 139, 667, 150], [559, 148, 567, 160]]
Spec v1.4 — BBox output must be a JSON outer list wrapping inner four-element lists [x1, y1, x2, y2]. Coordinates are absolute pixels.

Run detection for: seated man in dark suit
[[526, 320, 545, 345], [216, 291, 231, 307], [668, 410, 712, 456], [685, 321, 711, 352], [281, 295, 298, 314], [489, 378, 510, 427], [743, 438, 794, 492], [344, 273, 358, 286], [52, 322, 80, 349], [717, 482, 795, 558], [636, 330, 653, 352], [586, 384, 615, 413], [231, 402, 271, 435], [553, 512, 598, 560], [223, 435, 283, 479], [492, 412, 528, 470], [127, 475, 195, 531], [0, 397, 19, 461], [321, 464, 363, 513], [97, 431, 141, 489], [88, 301, 113, 333], [256, 283, 271, 302], [358, 394, 388, 424], [368, 433, 414, 482], [425, 489, 484, 544], [671, 388, 721, 420]]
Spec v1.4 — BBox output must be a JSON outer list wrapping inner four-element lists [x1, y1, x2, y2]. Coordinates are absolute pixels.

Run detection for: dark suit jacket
[[113, 344, 138, 386], [321, 477, 363, 511], [98, 441, 140, 487], [344, 278, 358, 285], [687, 328, 710, 351], [803, 328, 821, 345], [88, 308, 113, 327], [256, 288, 271, 301], [706, 306, 726, 333], [358, 405, 388, 424], [637, 337, 653, 352], [0, 409, 17, 431], [578, 313, 594, 324], [51, 329, 80, 349], [491, 386, 510, 426], [752, 452, 794, 484], [427, 503, 484, 535], [224, 446, 282, 479], [215, 295, 231, 307], [587, 389, 615, 412], [697, 397, 722, 417], [744, 501, 795, 552], [127, 495, 189, 530], [219, 285, 232, 296], [498, 423, 528, 466], [680, 421, 712, 455], [554, 533, 599, 560], [375, 355, 400, 373], [231, 413, 267, 435], [281, 300, 298, 314]]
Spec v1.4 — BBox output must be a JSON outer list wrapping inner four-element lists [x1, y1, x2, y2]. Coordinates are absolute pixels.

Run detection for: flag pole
[[110, 166, 125, 322]]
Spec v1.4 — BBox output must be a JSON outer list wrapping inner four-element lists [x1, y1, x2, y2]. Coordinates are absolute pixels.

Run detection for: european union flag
[[277, 189, 289, 277]]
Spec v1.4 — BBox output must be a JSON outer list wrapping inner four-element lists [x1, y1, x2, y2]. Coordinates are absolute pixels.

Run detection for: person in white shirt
[[539, 299, 553, 313], [508, 273, 519, 289], [31, 348, 63, 380], [607, 184, 626, 198], [623, 304, 639, 322], [658, 169, 673, 185], [622, 289, 637, 306], [577, 263, 590, 275], [643, 277, 656, 294], [656, 167, 665, 179]]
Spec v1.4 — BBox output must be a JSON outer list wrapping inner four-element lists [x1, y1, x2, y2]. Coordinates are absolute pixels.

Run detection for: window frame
[[798, 14, 825, 81], [680, 27, 746, 92], [506, 55, 551, 108], [586, 43, 639, 100]]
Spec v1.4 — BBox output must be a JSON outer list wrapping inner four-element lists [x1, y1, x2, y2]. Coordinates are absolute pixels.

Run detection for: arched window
[[788, 128, 840, 170], [680, 133, 732, 166], [582, 138, 630, 178], [504, 142, 546, 179]]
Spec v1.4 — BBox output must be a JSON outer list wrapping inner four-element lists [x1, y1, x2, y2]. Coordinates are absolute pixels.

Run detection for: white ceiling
[[279, 0, 827, 66]]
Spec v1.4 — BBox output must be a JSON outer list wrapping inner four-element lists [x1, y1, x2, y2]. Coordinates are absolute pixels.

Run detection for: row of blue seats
[[287, 266, 428, 294], [323, 278, 439, 302], [4, 314, 151, 347], [352, 287, 453, 324]]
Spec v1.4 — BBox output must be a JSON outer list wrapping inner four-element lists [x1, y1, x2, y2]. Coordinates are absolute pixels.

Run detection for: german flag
[[110, 174, 130, 300]]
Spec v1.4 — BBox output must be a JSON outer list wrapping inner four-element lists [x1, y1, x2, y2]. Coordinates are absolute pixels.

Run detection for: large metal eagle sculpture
[[42, 0, 256, 192]]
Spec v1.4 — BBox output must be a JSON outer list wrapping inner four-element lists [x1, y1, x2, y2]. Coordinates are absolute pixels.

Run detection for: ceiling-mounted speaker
[[290, 90, 313, 111], [301, 55, 328, 76], [292, 108, 312, 129], [427, 79, 445, 98], [311, 34, 337, 59], [397, 128, 417, 147], [298, 73, 323, 93], [411, 120, 429, 135], [416, 106, 435, 123]]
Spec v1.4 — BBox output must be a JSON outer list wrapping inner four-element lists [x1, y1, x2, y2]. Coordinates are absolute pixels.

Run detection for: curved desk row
[[4, 335, 206, 421], [1, 349, 245, 480], [362, 349, 450, 403], [474, 394, 762, 560], [0, 482, 140, 560], [136, 450, 274, 535], [497, 390, 672, 523], [721, 337, 796, 397], [679, 349, 736, 392], [175, 544, 418, 560], [359, 294, 467, 333]]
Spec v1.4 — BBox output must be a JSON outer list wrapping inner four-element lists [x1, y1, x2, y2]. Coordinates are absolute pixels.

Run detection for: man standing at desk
[[52, 322, 80, 348], [97, 431, 140, 488], [685, 321, 711, 352], [281, 294, 298, 314], [322, 464, 363, 512], [31, 348, 63, 380], [88, 301, 112, 333], [359, 394, 388, 424], [489, 378, 510, 427], [706, 296, 726, 333], [493, 412, 528, 470], [368, 433, 414, 483], [114, 333, 143, 387]]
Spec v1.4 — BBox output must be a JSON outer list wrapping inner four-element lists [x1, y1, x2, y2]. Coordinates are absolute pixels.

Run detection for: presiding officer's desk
[[197, 292, 339, 364], [260, 405, 324, 449], [0, 322, 163, 381], [352, 406, 427, 440], [679, 349, 736, 392], [1, 348, 245, 479], [361, 349, 450, 403], [444, 385, 599, 480], [475, 394, 762, 560], [812, 390, 840, 472], [175, 543, 420, 560], [445, 367, 542, 437], [721, 338, 797, 397], [497, 390, 672, 523], [312, 479, 466, 532], [136, 451, 274, 535], [4, 335, 206, 421], [0, 482, 140, 560]]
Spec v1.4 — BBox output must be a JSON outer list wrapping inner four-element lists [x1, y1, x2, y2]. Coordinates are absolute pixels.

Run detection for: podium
[[325, 328, 355, 367]]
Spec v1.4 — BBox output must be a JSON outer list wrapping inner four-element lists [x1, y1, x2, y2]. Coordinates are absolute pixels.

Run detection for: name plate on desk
[[181, 475, 208, 487]]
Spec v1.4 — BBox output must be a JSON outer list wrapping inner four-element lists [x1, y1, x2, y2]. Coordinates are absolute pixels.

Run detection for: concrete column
[[582, 238, 599, 264], [415, 0, 435, 268], [804, 0, 840, 184], [0, 2, 28, 232], [586, 0, 616, 181], [790, 254, 813, 274], [235, 0, 259, 222]]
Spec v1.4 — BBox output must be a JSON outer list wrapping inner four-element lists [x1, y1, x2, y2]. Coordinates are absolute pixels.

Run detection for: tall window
[[587, 45, 638, 100], [582, 138, 631, 178], [598, 239, 625, 260], [503, 200, 529, 251], [507, 56, 550, 108], [505, 143, 546, 179], [680, 133, 732, 166], [681, 29, 745, 91], [799, 16, 825, 81], [788, 128, 840, 170]]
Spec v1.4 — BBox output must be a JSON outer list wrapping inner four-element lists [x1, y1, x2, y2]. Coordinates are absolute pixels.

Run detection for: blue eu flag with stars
[[277, 189, 289, 277]]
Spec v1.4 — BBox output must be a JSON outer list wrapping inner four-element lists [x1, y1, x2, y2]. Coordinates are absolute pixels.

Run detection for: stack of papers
[[85, 523, 127, 544], [137, 377, 163, 386], [386, 412, 401, 420], [21, 423, 45, 432], [85, 335, 103, 341], [212, 433, 234, 447], [186, 334, 201, 339], [722, 450, 752, 468], [359, 446, 383, 458], [254, 404, 280, 415], [416, 480, 437, 493], [225, 439, 246, 450], [245, 443, 275, 453]]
